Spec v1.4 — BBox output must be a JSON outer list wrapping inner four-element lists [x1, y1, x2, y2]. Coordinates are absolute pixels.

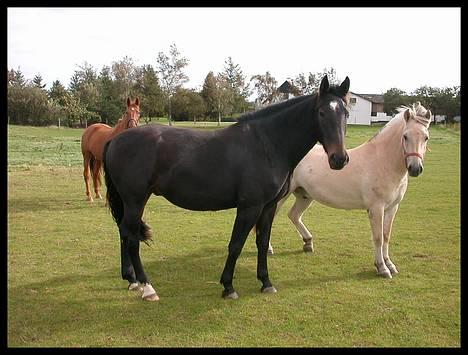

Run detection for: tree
[[97, 66, 121, 125], [219, 57, 250, 115], [48, 80, 68, 127], [201, 73, 232, 125], [412, 85, 460, 122], [68, 62, 101, 127], [293, 67, 339, 95], [201, 71, 219, 119], [250, 71, 279, 104], [112, 56, 137, 101], [156, 43, 190, 125], [32, 74, 46, 89], [8, 67, 27, 88], [171, 88, 206, 123], [383, 88, 410, 115], [292, 72, 318, 95], [133, 64, 165, 122], [48, 80, 68, 106]]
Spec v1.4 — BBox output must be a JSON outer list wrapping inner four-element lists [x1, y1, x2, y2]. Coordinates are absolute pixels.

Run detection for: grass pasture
[[7, 122, 460, 347]]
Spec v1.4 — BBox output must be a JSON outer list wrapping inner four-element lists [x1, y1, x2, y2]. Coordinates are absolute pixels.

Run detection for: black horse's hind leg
[[120, 236, 137, 286], [220, 205, 263, 299], [256, 204, 277, 293], [119, 196, 158, 300]]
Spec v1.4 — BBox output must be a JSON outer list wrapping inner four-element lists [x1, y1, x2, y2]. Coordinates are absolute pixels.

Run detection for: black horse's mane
[[237, 95, 312, 123], [237, 83, 346, 124]]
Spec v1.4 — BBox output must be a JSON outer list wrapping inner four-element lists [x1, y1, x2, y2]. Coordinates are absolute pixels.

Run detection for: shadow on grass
[[8, 196, 108, 213]]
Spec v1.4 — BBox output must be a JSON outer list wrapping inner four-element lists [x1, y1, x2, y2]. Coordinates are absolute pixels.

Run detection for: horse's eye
[[425, 136, 429, 141], [403, 134, 408, 141], [319, 111, 325, 117]]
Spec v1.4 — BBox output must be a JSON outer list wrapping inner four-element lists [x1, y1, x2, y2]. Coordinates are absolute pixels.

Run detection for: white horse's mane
[[367, 102, 430, 143], [396, 102, 431, 128]]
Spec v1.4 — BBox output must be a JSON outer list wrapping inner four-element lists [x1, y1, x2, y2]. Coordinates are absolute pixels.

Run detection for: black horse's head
[[315, 75, 350, 170]]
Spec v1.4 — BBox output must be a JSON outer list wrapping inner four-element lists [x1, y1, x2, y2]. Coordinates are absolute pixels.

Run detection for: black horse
[[103, 75, 350, 301]]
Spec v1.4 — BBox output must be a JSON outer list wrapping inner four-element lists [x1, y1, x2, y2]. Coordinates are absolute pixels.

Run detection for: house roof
[[351, 92, 384, 104], [277, 80, 301, 96]]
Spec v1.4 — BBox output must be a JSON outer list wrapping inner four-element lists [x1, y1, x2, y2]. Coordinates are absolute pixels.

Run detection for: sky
[[7, 7, 461, 97]]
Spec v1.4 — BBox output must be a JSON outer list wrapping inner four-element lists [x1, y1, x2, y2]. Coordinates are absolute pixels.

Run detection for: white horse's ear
[[404, 109, 411, 122], [425, 110, 432, 120]]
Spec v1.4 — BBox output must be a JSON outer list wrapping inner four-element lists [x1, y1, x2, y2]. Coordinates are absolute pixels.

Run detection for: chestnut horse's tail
[[103, 140, 152, 243]]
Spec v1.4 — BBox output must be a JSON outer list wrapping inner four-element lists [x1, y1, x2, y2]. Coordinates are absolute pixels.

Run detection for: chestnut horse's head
[[124, 97, 141, 128]]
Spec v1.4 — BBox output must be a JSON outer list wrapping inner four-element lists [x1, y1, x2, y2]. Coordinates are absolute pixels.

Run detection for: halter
[[401, 135, 425, 161], [401, 114, 430, 162], [126, 118, 139, 128]]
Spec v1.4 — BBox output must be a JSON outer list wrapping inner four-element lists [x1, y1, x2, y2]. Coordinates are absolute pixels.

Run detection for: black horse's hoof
[[261, 286, 277, 294], [222, 290, 239, 300]]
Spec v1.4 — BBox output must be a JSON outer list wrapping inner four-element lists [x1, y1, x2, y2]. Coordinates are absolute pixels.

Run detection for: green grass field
[[7, 122, 460, 347]]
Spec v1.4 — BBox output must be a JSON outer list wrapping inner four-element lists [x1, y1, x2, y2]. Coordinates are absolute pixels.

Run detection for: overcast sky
[[8, 7, 461, 97]]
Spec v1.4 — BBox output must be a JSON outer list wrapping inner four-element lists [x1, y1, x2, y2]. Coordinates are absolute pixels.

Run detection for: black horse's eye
[[319, 111, 325, 117]]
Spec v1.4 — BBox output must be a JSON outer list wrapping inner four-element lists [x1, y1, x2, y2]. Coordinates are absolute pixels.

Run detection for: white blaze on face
[[329, 101, 339, 111]]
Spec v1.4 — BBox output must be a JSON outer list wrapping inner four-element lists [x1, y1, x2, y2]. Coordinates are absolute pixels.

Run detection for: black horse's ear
[[339, 76, 350, 97], [319, 75, 329, 97], [127, 97, 131, 107], [135, 97, 140, 106]]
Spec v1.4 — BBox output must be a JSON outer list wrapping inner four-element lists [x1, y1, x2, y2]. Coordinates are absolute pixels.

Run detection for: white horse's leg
[[368, 205, 392, 278], [268, 194, 290, 254], [383, 205, 399, 275], [287, 192, 314, 252]]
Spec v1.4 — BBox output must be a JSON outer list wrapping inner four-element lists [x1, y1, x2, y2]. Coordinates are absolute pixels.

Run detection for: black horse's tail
[[103, 140, 152, 243], [103, 140, 123, 226]]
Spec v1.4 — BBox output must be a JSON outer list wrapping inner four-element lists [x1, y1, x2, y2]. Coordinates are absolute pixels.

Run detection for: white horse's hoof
[[387, 264, 399, 275], [379, 270, 393, 279], [267, 249, 274, 255]]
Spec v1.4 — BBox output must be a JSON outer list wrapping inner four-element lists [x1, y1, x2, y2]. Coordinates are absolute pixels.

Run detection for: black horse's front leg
[[256, 203, 277, 294], [220, 205, 263, 299]]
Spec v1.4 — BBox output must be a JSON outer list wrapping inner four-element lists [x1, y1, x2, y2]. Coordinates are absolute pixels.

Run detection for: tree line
[[383, 86, 460, 122], [7, 43, 460, 127]]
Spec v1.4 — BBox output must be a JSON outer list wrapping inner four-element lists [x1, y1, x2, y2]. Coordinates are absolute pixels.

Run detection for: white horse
[[269, 102, 431, 278]]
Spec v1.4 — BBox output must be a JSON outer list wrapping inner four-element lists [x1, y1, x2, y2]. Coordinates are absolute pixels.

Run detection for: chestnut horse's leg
[[383, 204, 399, 275], [92, 159, 103, 200], [220, 205, 263, 299], [83, 152, 94, 202], [368, 204, 392, 278]]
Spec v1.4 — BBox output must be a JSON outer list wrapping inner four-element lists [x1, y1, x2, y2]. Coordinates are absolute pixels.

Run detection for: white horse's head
[[398, 102, 431, 177]]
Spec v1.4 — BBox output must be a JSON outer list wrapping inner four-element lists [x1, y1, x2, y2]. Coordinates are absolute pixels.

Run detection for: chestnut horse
[[81, 97, 141, 202]]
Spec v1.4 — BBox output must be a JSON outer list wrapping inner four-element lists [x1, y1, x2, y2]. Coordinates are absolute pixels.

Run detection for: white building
[[347, 92, 392, 125]]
